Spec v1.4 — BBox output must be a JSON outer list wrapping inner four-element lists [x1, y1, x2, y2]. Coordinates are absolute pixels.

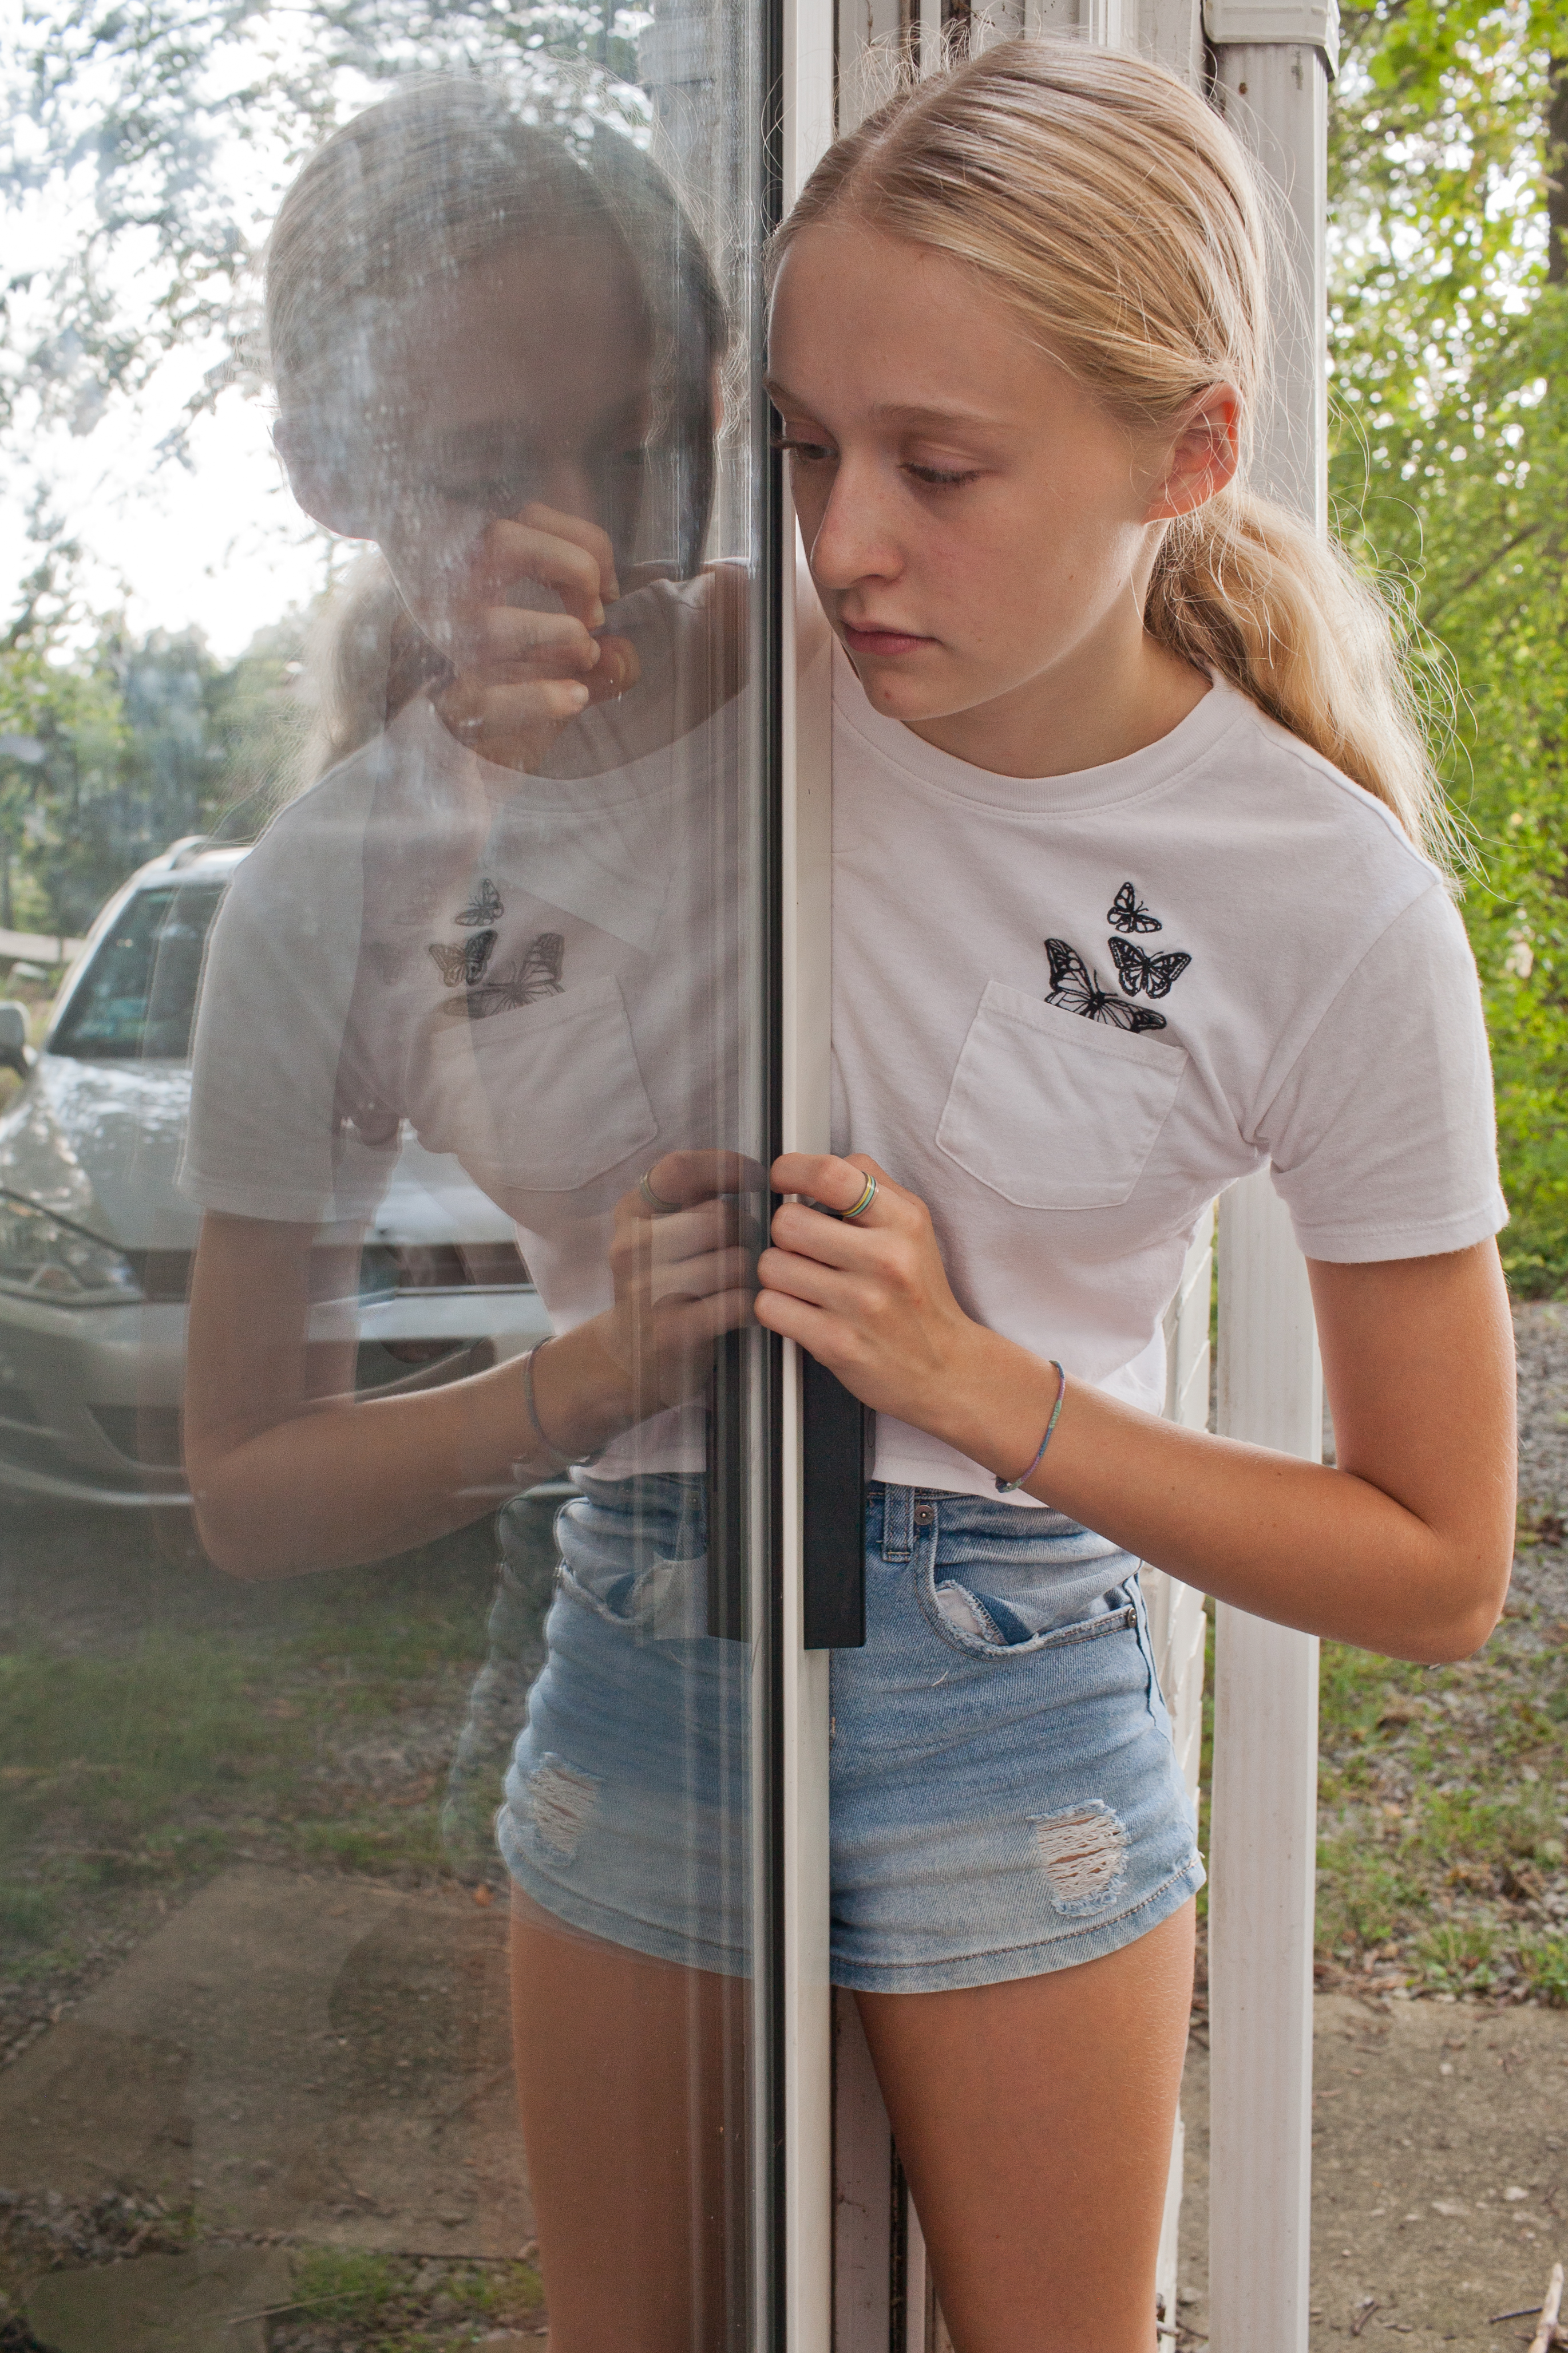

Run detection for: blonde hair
[[774, 39, 1448, 862]]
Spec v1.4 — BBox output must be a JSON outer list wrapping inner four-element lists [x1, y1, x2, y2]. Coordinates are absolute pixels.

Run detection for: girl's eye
[[770, 433, 835, 467], [905, 462, 981, 489]]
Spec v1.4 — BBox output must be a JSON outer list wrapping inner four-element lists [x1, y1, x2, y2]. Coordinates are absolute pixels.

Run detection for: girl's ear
[[272, 416, 378, 540], [1146, 385, 1242, 523]]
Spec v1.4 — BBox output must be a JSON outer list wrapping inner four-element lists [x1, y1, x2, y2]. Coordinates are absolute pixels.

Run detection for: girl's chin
[[854, 658, 970, 720]]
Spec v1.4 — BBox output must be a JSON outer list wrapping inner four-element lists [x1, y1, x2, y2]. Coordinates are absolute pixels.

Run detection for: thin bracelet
[[519, 1338, 577, 1476], [995, 1361, 1067, 1494]]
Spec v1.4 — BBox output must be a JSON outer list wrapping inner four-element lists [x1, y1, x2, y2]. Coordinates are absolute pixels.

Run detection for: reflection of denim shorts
[[498, 1476, 1203, 1992]]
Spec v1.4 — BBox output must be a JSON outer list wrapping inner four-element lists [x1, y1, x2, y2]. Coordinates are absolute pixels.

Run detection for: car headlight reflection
[[0, 1193, 143, 1303]]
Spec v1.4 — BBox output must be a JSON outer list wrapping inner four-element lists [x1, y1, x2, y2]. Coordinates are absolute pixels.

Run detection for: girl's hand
[[590, 1150, 762, 1417], [434, 501, 640, 771], [755, 1153, 987, 1431]]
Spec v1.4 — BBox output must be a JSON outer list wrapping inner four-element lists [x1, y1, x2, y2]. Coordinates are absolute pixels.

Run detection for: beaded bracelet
[[995, 1360, 1067, 1494]]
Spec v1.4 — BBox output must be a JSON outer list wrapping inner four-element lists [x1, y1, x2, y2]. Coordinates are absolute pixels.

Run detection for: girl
[[183, 42, 1514, 2353]]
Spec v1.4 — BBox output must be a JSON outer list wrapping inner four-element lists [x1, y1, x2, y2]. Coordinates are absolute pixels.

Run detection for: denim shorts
[[497, 1476, 1203, 1991]]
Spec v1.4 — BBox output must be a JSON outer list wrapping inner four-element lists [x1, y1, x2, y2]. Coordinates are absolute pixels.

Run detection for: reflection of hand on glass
[[431, 501, 640, 774], [589, 1149, 762, 1415]]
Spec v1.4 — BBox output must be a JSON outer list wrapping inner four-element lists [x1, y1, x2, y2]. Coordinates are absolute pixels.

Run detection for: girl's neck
[[902, 624, 1210, 782]]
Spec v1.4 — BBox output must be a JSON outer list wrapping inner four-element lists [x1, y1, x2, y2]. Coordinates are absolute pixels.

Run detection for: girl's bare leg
[[510, 1896, 749, 2353], [857, 1899, 1195, 2353]]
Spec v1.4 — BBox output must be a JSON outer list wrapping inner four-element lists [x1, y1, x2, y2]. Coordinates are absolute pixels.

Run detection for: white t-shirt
[[830, 644, 1505, 1500], [181, 593, 1505, 1498]]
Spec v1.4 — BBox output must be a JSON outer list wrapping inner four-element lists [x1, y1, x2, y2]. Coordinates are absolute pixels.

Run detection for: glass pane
[[0, 5, 778, 2346]]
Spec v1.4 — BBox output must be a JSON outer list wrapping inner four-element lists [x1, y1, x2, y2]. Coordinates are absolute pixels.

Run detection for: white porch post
[[1202, 7, 1337, 2347]]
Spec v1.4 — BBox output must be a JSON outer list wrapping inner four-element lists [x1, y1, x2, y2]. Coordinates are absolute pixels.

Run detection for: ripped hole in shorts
[[1028, 1799, 1129, 1913], [932, 1580, 1035, 1648], [524, 1751, 601, 1864]]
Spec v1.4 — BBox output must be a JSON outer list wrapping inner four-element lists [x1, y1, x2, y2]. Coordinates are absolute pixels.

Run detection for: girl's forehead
[[769, 223, 1063, 420], [343, 236, 654, 429]]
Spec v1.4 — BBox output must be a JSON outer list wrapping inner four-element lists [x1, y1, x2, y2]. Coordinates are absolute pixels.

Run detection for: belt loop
[[881, 1483, 914, 1563]]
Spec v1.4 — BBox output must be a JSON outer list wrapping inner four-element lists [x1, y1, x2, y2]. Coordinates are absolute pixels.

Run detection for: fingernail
[[589, 599, 606, 629], [565, 682, 591, 707]]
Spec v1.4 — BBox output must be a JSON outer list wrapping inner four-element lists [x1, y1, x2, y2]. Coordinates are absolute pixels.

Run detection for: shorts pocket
[[423, 972, 658, 1192], [935, 979, 1187, 1211], [918, 1561, 1138, 1662], [557, 1551, 708, 1639]]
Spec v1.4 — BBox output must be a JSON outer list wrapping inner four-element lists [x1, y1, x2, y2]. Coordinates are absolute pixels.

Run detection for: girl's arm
[[757, 1153, 1515, 1664], [185, 1153, 755, 1578]]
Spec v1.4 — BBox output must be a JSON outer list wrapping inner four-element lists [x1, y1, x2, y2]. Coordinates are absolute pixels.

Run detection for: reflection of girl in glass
[[183, 79, 763, 2348]]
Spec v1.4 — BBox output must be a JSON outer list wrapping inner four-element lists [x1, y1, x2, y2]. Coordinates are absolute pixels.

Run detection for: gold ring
[[639, 1167, 681, 1215], [842, 1173, 878, 1221]]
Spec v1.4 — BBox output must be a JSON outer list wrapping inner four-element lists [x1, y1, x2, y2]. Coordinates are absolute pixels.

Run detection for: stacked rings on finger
[[639, 1167, 680, 1215], [841, 1173, 878, 1222]]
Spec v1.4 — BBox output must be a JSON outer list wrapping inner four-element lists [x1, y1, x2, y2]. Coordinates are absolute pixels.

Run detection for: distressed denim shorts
[[497, 1476, 1204, 1991]]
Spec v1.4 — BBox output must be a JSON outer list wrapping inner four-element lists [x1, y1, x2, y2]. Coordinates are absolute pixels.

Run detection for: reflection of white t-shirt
[[830, 646, 1505, 1500], [183, 594, 1505, 1504], [181, 576, 756, 1477]]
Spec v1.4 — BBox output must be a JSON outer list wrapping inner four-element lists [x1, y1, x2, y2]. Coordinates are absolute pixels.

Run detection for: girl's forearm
[[190, 1319, 633, 1577], [932, 1327, 1508, 1665]]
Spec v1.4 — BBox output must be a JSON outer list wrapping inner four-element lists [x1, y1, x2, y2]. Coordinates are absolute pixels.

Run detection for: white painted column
[[1200, 8, 1336, 2344], [1200, 9, 1336, 2344]]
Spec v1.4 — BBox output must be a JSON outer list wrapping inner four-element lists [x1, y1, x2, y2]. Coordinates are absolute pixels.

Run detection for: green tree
[[1329, 0, 1568, 1287]]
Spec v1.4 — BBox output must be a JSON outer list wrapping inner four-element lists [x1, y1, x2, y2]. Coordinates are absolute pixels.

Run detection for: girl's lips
[[841, 621, 935, 658]]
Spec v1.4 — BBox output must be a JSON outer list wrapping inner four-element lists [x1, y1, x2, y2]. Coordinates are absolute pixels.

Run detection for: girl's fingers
[[517, 503, 621, 603], [473, 515, 613, 626], [440, 676, 596, 737], [473, 606, 601, 670], [770, 1152, 900, 1221], [650, 1244, 755, 1308], [635, 1150, 769, 1215], [755, 1243, 863, 1314]]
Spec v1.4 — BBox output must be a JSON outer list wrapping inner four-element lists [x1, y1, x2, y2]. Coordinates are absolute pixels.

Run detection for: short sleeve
[[1260, 883, 1507, 1263], [179, 797, 396, 1227]]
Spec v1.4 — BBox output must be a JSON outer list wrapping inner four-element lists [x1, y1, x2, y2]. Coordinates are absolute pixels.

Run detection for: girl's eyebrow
[[762, 379, 1012, 435]]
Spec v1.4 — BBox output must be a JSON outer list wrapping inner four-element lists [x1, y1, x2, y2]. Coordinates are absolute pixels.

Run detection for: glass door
[[0, 0, 809, 2342]]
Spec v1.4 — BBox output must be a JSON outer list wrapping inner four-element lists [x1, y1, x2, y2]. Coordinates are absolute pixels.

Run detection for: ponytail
[[1147, 487, 1448, 861]]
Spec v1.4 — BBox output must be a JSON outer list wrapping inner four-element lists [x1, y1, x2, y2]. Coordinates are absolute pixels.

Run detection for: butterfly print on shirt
[[1107, 881, 1162, 935], [427, 930, 498, 987], [456, 877, 504, 928], [1044, 938, 1168, 1032], [1107, 936, 1191, 999], [442, 931, 566, 1019]]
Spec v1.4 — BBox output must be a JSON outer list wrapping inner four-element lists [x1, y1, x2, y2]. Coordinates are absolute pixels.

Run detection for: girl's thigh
[[857, 1897, 1195, 2353], [509, 1895, 750, 2353]]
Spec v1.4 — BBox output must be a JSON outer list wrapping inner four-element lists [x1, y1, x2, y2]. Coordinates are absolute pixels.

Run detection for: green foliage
[[1313, 1619, 1568, 1995], [1329, 1, 1568, 1288], [0, 610, 304, 933]]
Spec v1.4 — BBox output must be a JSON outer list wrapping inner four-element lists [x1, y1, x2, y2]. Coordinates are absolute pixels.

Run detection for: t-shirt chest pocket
[[421, 972, 658, 1194], [935, 979, 1188, 1211]]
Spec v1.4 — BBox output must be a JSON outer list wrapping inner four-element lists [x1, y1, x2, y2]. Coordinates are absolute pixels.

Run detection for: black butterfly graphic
[[456, 878, 504, 928], [444, 931, 565, 1020], [1107, 881, 1162, 935], [1108, 938, 1191, 999], [427, 929, 498, 988], [1044, 938, 1167, 1031]]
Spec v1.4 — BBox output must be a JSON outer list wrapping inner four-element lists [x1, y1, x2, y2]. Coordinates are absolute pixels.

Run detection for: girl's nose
[[806, 462, 902, 593]]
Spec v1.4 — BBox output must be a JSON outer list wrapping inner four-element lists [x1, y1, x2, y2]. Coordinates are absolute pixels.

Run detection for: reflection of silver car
[[0, 838, 549, 1507]]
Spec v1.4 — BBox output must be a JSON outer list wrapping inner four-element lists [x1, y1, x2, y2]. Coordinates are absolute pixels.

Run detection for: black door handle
[[802, 1355, 868, 1648]]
